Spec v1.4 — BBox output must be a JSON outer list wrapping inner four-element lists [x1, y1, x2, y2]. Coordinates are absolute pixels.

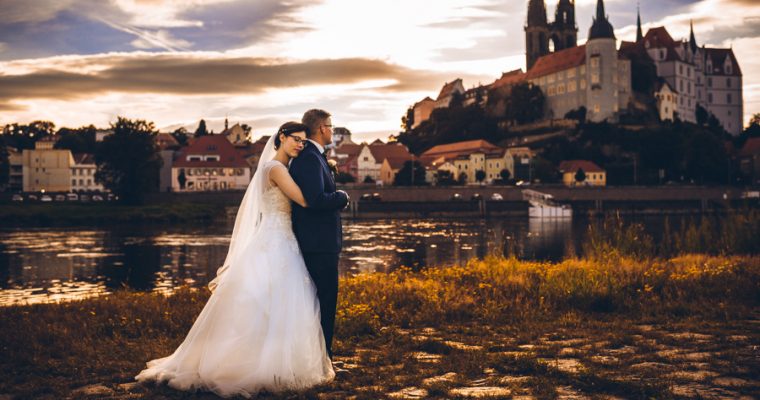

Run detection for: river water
[[1, 215, 673, 305]]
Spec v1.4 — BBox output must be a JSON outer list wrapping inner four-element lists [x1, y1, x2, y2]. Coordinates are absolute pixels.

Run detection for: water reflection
[[0, 217, 587, 305]]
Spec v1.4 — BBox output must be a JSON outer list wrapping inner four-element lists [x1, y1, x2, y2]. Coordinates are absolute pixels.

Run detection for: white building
[[654, 80, 678, 122], [171, 135, 251, 192], [71, 154, 105, 192]]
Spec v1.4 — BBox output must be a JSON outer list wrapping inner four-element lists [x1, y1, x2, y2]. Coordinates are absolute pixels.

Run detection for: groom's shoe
[[333, 365, 350, 377]]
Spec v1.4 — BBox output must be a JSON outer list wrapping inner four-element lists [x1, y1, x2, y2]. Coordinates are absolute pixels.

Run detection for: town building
[[412, 79, 465, 129], [654, 80, 678, 122], [420, 140, 531, 185], [220, 119, 250, 145], [22, 136, 74, 192], [154, 133, 180, 192], [622, 16, 743, 134], [6, 147, 23, 192], [559, 160, 606, 187], [739, 137, 760, 184], [171, 135, 251, 192], [71, 153, 104, 192]]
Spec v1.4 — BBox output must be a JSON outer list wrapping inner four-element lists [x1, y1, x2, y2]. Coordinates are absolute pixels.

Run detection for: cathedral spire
[[636, 3, 643, 42], [589, 0, 615, 40], [527, 0, 548, 26], [689, 20, 698, 54]]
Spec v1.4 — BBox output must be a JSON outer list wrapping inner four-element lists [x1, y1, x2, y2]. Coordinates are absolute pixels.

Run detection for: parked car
[[11, 194, 23, 202], [40, 195, 53, 202], [490, 193, 504, 201], [107, 193, 118, 201], [450, 193, 462, 201], [27, 194, 38, 201], [55, 194, 66, 201], [92, 195, 104, 202], [80, 194, 91, 202], [471, 193, 482, 201], [371, 192, 381, 202], [66, 193, 79, 201]]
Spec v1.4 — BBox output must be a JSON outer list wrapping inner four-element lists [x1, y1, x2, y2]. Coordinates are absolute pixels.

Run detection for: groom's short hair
[[302, 109, 331, 138]]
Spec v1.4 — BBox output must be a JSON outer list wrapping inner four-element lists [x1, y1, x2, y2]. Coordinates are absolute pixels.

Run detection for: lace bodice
[[261, 160, 292, 216]]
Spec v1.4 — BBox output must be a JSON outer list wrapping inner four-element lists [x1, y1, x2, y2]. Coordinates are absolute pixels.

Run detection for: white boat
[[522, 189, 572, 218]]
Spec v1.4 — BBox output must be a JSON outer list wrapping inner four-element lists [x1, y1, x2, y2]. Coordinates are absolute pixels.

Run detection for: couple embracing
[[136, 109, 349, 397]]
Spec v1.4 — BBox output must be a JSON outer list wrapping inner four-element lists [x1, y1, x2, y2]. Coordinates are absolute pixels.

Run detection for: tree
[[194, 119, 209, 137], [335, 172, 356, 184], [506, 82, 545, 125], [393, 160, 427, 186], [574, 168, 587, 185], [95, 117, 163, 205], [564, 106, 587, 123], [177, 169, 187, 190], [171, 127, 190, 146], [435, 170, 456, 186], [54, 125, 97, 154], [696, 104, 709, 126], [475, 169, 486, 183], [401, 106, 415, 132], [458, 172, 468, 185], [240, 124, 253, 143], [363, 175, 375, 184], [499, 168, 511, 181], [532, 157, 558, 183], [750, 113, 760, 127]]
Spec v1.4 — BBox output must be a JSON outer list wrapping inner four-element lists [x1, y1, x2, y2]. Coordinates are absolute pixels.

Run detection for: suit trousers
[[302, 252, 340, 358]]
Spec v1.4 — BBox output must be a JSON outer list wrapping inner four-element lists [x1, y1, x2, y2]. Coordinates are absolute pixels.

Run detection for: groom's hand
[[337, 190, 350, 209]]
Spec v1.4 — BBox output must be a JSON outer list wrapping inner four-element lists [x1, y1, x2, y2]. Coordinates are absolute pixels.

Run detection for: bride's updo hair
[[274, 122, 309, 149]]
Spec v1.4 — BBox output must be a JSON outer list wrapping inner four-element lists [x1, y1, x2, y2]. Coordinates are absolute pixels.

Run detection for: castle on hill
[[410, 0, 744, 135]]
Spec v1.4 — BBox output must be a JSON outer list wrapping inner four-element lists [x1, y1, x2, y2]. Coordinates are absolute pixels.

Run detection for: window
[[726, 64, 732, 74], [688, 82, 692, 94], [590, 55, 600, 68], [567, 68, 576, 78], [727, 93, 732, 104], [707, 77, 712, 87], [594, 104, 600, 113], [72, 179, 76, 185], [580, 79, 586, 90], [79, 179, 84, 185], [568, 81, 577, 92], [727, 78, 731, 88], [557, 84, 566, 94], [591, 72, 599, 85], [548, 74, 555, 83], [708, 93, 713, 103], [679, 64, 683, 74]]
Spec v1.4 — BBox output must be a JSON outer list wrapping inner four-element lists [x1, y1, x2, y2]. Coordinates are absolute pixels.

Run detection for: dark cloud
[[0, 55, 464, 104], [699, 16, 760, 44]]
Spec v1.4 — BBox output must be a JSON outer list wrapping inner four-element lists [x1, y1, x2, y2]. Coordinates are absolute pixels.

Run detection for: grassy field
[[0, 202, 224, 225], [1, 252, 759, 399]]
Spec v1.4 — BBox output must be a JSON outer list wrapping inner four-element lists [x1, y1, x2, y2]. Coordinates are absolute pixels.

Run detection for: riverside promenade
[[137, 185, 759, 218]]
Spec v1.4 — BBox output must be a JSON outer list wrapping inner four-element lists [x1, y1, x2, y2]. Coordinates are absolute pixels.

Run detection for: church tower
[[585, 0, 620, 122], [525, 0, 549, 70], [552, 0, 577, 50]]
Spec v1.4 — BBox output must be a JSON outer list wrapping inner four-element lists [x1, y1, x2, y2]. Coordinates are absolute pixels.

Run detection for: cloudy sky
[[1, 0, 759, 142]]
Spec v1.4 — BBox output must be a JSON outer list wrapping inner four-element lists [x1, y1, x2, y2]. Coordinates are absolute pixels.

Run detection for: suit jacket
[[290, 141, 348, 254]]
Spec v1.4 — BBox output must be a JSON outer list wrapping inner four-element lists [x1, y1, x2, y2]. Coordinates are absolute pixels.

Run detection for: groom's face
[[320, 117, 334, 145]]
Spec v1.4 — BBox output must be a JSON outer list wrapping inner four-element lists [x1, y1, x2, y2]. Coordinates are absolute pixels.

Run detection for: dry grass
[[1, 254, 759, 398]]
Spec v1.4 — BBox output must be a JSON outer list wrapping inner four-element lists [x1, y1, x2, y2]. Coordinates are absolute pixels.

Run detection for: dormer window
[[188, 156, 202, 162], [706, 61, 713, 74], [726, 63, 732, 75], [205, 155, 220, 162], [659, 50, 665, 60]]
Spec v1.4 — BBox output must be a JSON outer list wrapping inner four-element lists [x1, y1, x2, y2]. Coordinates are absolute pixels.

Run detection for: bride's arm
[[269, 164, 308, 208]]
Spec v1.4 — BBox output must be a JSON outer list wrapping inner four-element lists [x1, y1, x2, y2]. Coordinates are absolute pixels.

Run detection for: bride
[[135, 122, 334, 397]]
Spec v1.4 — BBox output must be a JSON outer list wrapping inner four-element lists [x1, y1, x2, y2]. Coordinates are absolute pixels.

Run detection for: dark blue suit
[[290, 141, 348, 357]]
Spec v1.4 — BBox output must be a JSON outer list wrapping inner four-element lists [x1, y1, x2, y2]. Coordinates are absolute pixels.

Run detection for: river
[[0, 215, 680, 305]]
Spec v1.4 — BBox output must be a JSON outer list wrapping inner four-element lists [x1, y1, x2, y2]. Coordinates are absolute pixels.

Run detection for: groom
[[290, 109, 349, 362]]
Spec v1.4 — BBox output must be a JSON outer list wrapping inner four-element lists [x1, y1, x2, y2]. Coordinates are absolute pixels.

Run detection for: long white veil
[[208, 134, 277, 292]]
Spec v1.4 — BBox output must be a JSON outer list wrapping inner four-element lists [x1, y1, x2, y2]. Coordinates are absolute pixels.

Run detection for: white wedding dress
[[135, 159, 334, 398]]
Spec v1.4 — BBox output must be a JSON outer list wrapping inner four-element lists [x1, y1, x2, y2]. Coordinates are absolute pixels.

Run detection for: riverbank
[[1, 255, 758, 399], [0, 202, 224, 225]]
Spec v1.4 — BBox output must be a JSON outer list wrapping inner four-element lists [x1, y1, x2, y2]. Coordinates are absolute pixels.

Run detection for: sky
[[0, 0, 759, 143]]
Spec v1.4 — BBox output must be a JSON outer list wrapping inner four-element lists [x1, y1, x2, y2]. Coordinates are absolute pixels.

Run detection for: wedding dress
[[135, 139, 334, 397]]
